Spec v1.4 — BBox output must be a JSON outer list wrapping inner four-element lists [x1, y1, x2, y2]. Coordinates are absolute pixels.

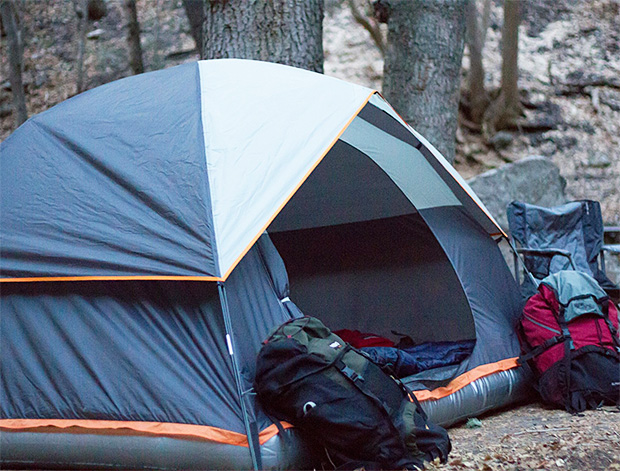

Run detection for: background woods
[[1, 0, 619, 227]]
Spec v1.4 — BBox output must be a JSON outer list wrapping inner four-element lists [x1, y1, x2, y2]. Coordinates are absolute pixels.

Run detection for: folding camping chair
[[507, 200, 620, 302]]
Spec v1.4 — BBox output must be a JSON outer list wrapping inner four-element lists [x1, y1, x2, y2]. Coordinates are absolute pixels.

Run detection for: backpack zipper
[[523, 314, 562, 335]]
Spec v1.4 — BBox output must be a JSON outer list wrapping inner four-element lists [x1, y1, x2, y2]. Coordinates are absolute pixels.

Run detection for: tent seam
[[197, 61, 222, 278], [219, 90, 377, 281]]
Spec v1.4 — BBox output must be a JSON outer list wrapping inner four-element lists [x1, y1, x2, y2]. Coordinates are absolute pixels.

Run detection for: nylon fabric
[[367, 94, 503, 236], [223, 235, 305, 431], [270, 213, 473, 344], [0, 280, 243, 434], [339, 116, 460, 210], [0, 63, 218, 279], [198, 59, 374, 277], [542, 271, 609, 322], [419, 206, 523, 370], [268, 140, 416, 233]]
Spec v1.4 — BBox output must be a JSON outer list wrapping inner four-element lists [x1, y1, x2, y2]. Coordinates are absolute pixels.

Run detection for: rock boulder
[[467, 155, 567, 231]]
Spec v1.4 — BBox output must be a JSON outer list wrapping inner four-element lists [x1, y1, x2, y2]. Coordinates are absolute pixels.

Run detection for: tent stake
[[218, 282, 262, 471]]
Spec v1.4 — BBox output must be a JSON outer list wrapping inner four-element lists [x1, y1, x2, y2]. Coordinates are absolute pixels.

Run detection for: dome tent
[[0, 59, 529, 470]]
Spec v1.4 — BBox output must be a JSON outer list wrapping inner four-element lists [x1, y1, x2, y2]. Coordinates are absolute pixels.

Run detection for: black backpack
[[254, 316, 451, 470]]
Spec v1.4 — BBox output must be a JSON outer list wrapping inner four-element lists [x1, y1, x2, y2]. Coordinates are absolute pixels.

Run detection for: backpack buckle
[[341, 365, 364, 383]]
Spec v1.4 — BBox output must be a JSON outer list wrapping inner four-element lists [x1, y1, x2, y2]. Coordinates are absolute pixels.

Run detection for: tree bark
[[500, 0, 521, 115], [0, 0, 28, 127], [348, 0, 385, 56], [124, 0, 144, 75], [382, 0, 467, 163], [74, 0, 88, 93], [182, 0, 203, 57], [202, 0, 324, 73], [466, 0, 489, 124], [484, 0, 522, 134]]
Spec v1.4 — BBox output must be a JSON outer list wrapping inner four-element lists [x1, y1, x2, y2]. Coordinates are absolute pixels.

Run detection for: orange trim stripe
[[0, 275, 223, 283], [0, 419, 292, 447], [219, 91, 377, 281], [412, 357, 519, 402], [1, 360, 519, 442]]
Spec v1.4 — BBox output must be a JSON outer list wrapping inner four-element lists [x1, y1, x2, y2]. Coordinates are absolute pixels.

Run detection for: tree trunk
[[484, 0, 522, 134], [466, 0, 489, 125], [480, 0, 491, 46], [74, 0, 88, 93], [500, 0, 521, 115], [202, 0, 324, 73], [382, 0, 467, 163], [124, 0, 144, 75], [348, 0, 385, 56], [0, 0, 28, 127], [182, 0, 203, 57]]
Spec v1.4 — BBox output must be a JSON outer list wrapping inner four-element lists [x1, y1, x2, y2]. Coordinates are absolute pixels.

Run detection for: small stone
[[465, 417, 483, 428], [587, 151, 611, 168], [0, 104, 12, 118], [87, 28, 105, 40], [490, 131, 514, 150]]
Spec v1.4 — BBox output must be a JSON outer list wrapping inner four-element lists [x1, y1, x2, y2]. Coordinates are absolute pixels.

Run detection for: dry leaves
[[436, 403, 620, 470]]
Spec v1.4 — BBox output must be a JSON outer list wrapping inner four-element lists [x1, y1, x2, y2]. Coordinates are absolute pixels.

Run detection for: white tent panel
[[368, 94, 504, 236], [340, 117, 460, 211], [198, 60, 374, 278]]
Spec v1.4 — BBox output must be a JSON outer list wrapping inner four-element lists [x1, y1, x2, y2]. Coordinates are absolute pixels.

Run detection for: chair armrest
[[516, 248, 573, 258], [602, 244, 620, 255], [515, 248, 576, 270]]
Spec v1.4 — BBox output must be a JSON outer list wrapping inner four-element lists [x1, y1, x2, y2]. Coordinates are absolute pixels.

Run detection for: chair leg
[[513, 251, 520, 284]]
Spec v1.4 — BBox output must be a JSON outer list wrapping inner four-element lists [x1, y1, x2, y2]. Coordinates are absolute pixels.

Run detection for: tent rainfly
[[0, 59, 530, 470]]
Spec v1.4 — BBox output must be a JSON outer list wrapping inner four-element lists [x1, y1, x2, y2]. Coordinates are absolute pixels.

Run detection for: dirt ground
[[429, 402, 620, 470]]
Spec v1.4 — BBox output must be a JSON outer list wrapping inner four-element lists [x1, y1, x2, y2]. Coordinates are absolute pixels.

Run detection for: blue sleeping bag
[[361, 340, 476, 378]]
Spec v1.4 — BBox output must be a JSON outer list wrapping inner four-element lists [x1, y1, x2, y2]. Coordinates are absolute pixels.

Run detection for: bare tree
[[202, 0, 324, 73], [74, 0, 88, 93], [381, 0, 467, 163], [123, 0, 144, 75], [484, 0, 523, 134], [1, 0, 28, 127], [182, 0, 203, 57], [348, 0, 385, 55], [465, 0, 489, 125]]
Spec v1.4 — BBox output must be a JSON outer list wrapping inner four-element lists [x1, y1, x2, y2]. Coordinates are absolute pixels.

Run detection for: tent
[[0, 59, 530, 470]]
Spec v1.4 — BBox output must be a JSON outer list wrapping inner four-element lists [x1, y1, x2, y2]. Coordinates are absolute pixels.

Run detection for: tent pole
[[504, 236, 538, 287], [218, 282, 262, 471]]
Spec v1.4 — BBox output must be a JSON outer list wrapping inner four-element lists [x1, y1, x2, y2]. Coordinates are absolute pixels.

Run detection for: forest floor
[[431, 402, 620, 471]]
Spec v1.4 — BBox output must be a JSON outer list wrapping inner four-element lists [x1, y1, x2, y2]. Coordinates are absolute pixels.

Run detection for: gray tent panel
[[0, 280, 242, 432], [224, 234, 303, 430], [339, 116, 460, 210], [358, 99, 503, 236], [0, 63, 218, 279], [419, 206, 523, 370], [269, 140, 416, 233]]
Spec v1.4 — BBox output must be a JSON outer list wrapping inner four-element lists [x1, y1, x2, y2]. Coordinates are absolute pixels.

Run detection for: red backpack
[[518, 271, 620, 412]]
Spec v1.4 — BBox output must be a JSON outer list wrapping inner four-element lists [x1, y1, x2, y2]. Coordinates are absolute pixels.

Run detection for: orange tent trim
[[1, 359, 520, 443], [0, 419, 292, 447], [0, 275, 223, 283], [412, 357, 520, 402]]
